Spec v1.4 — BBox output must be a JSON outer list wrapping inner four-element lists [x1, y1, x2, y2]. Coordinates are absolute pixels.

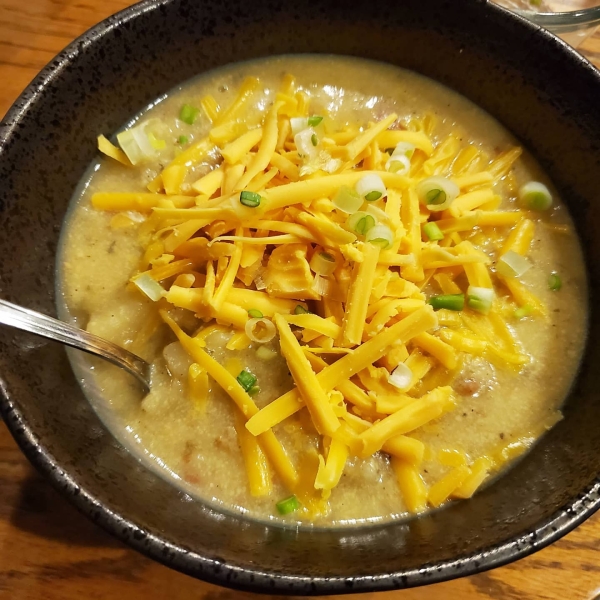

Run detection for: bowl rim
[[1, 0, 600, 593]]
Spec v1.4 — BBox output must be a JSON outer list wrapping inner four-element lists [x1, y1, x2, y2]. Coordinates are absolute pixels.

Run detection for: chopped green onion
[[117, 120, 162, 165], [518, 181, 552, 211], [416, 176, 460, 211], [245, 318, 276, 343], [117, 129, 148, 165], [347, 211, 376, 236], [427, 189, 445, 204], [385, 142, 415, 175], [290, 117, 309, 135], [311, 133, 318, 147], [392, 142, 416, 159], [294, 304, 310, 315], [179, 104, 200, 125], [308, 115, 323, 127], [333, 186, 363, 214], [548, 273, 562, 291], [466, 286, 495, 315], [248, 385, 260, 396], [388, 362, 413, 390], [322, 157, 342, 174], [147, 131, 166, 150], [514, 305, 533, 319], [178, 135, 189, 145], [496, 250, 532, 278], [247, 308, 263, 319], [356, 174, 387, 201], [294, 128, 319, 159], [365, 191, 382, 201], [239, 190, 262, 207], [310, 251, 336, 276], [236, 369, 257, 392], [385, 154, 411, 175], [422, 222, 444, 241], [366, 224, 394, 249], [428, 293, 465, 311], [276, 495, 301, 515], [132, 273, 164, 301], [312, 274, 330, 297]]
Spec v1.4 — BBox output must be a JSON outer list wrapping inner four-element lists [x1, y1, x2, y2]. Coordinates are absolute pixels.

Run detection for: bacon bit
[[182, 440, 196, 464], [183, 472, 202, 485]]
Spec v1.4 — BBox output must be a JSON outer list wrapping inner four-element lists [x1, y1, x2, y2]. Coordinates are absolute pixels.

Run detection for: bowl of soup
[[1, 0, 600, 593]]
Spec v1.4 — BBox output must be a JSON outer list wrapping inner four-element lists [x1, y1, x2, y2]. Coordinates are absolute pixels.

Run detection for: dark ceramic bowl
[[1, 0, 600, 594]]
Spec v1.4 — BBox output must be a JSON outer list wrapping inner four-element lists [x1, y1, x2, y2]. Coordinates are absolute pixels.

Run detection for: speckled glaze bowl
[[1, 0, 600, 594]]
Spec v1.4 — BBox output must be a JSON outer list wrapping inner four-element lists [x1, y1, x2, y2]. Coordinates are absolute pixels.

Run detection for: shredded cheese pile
[[93, 73, 556, 519]]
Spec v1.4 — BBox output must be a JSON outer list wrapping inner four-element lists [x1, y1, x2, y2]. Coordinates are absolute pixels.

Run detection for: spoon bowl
[[0, 299, 151, 392]]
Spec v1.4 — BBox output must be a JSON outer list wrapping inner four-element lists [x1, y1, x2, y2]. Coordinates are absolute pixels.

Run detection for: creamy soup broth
[[59, 56, 587, 526]]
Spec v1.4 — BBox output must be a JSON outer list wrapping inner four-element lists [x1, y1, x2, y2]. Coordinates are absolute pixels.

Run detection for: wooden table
[[1, 2, 599, 598]]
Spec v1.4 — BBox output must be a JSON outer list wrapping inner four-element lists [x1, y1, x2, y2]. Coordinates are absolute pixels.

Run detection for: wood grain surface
[[0, 2, 599, 598]]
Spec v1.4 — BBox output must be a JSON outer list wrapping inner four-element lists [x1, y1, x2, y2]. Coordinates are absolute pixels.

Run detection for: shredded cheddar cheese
[[93, 72, 555, 519]]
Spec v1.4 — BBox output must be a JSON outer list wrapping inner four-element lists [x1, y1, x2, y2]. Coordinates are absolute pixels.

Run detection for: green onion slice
[[248, 385, 261, 396], [422, 222, 444, 241], [310, 251, 336, 276], [347, 211, 376, 236], [276, 495, 301, 515], [239, 190, 262, 207], [392, 141, 416, 159], [245, 317, 276, 343], [117, 119, 163, 165], [365, 191, 382, 201], [333, 186, 363, 214], [355, 174, 387, 201], [132, 274, 165, 301], [428, 293, 465, 311], [117, 129, 149, 165], [385, 154, 411, 175], [388, 362, 413, 390], [427, 189, 445, 204], [247, 308, 263, 319], [514, 305, 533, 319], [236, 369, 257, 392], [290, 117, 309, 135], [519, 181, 552, 211], [294, 304, 310, 315], [385, 142, 414, 175], [178, 135, 189, 145], [496, 250, 531, 278], [467, 286, 494, 315], [365, 224, 394, 249], [548, 273, 562, 291], [294, 128, 319, 160], [416, 176, 460, 211], [179, 104, 200, 125], [308, 115, 324, 127]]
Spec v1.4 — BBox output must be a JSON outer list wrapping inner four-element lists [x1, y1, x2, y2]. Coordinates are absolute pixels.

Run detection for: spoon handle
[[0, 299, 150, 392]]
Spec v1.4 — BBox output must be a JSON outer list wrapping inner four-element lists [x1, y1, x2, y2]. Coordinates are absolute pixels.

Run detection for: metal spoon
[[0, 299, 151, 392]]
